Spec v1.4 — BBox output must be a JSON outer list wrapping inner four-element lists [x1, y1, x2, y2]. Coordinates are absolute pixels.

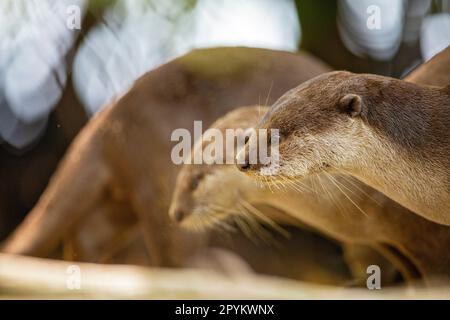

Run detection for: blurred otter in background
[[404, 45, 450, 86], [3, 47, 362, 285]]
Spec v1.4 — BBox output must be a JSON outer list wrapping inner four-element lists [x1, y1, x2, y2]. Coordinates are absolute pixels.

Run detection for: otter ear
[[338, 94, 363, 117]]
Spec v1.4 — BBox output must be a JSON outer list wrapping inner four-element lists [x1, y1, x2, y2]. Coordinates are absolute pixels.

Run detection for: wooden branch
[[0, 253, 448, 299]]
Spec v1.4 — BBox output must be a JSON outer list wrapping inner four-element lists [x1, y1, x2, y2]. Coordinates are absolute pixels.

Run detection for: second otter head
[[236, 71, 378, 180], [169, 106, 266, 231]]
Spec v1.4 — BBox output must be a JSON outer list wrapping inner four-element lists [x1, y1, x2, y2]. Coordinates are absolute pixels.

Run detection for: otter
[[238, 72, 450, 226], [170, 105, 450, 282], [1, 47, 332, 267], [405, 47, 450, 87]]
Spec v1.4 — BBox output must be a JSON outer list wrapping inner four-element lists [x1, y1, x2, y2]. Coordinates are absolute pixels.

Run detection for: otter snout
[[236, 155, 263, 172], [172, 209, 186, 222], [169, 204, 189, 224], [236, 140, 263, 172], [236, 146, 253, 172], [237, 158, 251, 171]]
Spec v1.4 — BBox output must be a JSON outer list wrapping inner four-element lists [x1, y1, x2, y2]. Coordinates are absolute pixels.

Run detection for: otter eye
[[190, 173, 204, 190], [190, 179, 199, 190]]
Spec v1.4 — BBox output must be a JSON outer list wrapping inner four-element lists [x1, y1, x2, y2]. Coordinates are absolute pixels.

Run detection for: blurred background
[[0, 0, 449, 241]]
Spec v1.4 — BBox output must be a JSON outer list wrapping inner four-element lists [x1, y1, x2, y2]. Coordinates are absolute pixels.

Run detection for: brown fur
[[171, 105, 450, 283], [405, 46, 450, 87], [240, 70, 450, 225]]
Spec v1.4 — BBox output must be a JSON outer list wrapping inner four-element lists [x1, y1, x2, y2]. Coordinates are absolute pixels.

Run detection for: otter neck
[[345, 89, 450, 225], [358, 84, 449, 159]]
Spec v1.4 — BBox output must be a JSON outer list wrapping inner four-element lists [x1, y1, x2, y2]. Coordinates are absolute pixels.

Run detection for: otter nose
[[171, 209, 186, 223], [237, 159, 251, 171]]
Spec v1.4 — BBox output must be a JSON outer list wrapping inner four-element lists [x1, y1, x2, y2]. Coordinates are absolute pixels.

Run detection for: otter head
[[237, 71, 373, 180], [169, 106, 267, 231]]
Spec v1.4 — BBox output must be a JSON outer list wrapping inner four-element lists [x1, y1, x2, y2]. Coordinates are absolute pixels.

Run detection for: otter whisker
[[285, 180, 303, 193], [254, 175, 265, 189], [317, 174, 348, 217], [250, 174, 264, 189], [271, 173, 313, 194], [237, 203, 276, 244], [324, 172, 366, 202], [264, 81, 274, 107], [269, 176, 282, 191], [297, 180, 315, 193], [330, 166, 383, 207], [308, 174, 322, 199], [279, 177, 290, 190], [239, 199, 290, 238], [324, 171, 368, 217], [282, 172, 315, 193], [233, 215, 260, 244], [183, 203, 237, 233], [204, 203, 260, 234], [271, 176, 286, 191], [208, 204, 243, 217], [202, 211, 234, 231], [263, 175, 275, 193], [324, 173, 350, 217], [283, 176, 307, 193]]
